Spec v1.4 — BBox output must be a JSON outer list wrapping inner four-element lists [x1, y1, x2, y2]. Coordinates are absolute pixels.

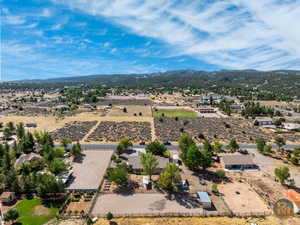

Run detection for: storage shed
[[197, 191, 212, 209]]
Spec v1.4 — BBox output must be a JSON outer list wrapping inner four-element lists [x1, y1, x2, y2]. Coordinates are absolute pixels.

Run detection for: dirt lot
[[95, 216, 300, 225], [106, 105, 152, 117], [91, 193, 203, 217], [219, 181, 272, 215]]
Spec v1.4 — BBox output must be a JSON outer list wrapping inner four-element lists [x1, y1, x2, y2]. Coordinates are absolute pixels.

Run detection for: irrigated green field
[[15, 198, 60, 225], [152, 108, 198, 118]]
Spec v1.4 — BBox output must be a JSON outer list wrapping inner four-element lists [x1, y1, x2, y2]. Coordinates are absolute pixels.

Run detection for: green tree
[[4, 208, 19, 223], [181, 145, 201, 170], [178, 135, 195, 154], [274, 136, 286, 151], [274, 166, 290, 185], [263, 145, 272, 155], [49, 159, 68, 176], [158, 163, 181, 192], [227, 139, 239, 152], [70, 142, 82, 159], [215, 170, 225, 179], [146, 141, 167, 156], [199, 149, 213, 170], [256, 138, 266, 153], [140, 153, 158, 181], [3, 127, 12, 140], [212, 141, 223, 153], [7, 121, 15, 133], [36, 174, 65, 197], [60, 137, 72, 151], [16, 122, 25, 139], [105, 164, 128, 186], [116, 138, 133, 155]]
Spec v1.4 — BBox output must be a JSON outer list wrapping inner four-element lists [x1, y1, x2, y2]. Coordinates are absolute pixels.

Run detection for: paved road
[[77, 144, 300, 150]]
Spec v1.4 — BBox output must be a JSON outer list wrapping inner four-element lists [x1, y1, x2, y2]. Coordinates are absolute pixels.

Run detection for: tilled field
[[52, 121, 97, 141], [154, 117, 270, 143], [13, 107, 53, 116], [87, 121, 152, 142]]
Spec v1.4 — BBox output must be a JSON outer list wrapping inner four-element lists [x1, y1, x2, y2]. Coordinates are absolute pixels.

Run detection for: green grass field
[[15, 198, 59, 225], [152, 108, 198, 118]]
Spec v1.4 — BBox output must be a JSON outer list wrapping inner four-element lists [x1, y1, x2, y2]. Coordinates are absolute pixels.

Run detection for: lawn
[[152, 109, 198, 118], [15, 198, 60, 225]]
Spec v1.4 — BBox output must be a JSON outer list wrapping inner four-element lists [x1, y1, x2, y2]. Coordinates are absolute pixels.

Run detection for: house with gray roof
[[221, 154, 257, 170]]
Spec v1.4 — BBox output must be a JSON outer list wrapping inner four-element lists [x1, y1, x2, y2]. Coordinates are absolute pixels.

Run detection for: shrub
[[106, 212, 113, 220]]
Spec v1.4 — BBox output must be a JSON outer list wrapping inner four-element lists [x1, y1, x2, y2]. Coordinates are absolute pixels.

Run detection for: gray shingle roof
[[221, 154, 255, 166]]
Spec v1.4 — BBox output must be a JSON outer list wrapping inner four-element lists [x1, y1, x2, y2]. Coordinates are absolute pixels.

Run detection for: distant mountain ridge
[[15, 69, 300, 84]]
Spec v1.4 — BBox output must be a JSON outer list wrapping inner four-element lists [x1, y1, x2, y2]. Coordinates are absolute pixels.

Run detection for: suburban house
[[198, 107, 216, 113], [127, 154, 169, 174], [287, 189, 300, 214], [14, 152, 43, 168], [197, 191, 212, 209], [230, 104, 245, 112], [221, 154, 257, 170], [0, 192, 16, 205], [255, 117, 274, 128]]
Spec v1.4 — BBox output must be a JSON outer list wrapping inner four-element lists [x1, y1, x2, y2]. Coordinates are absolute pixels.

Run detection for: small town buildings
[[0, 192, 16, 205], [197, 191, 212, 209], [287, 189, 300, 214], [221, 154, 257, 170], [230, 104, 245, 112], [14, 153, 43, 168], [198, 107, 216, 113], [255, 117, 274, 127]]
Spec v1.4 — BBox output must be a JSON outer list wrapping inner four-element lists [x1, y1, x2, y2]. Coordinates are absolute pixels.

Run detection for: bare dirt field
[[106, 105, 152, 117], [95, 216, 300, 225], [219, 181, 272, 215], [91, 193, 203, 217]]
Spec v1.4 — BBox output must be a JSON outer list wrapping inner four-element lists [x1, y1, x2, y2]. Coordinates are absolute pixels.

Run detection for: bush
[[106, 212, 113, 220], [216, 170, 225, 179]]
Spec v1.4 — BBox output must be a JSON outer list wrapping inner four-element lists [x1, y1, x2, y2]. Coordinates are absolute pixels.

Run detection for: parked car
[[139, 141, 146, 145]]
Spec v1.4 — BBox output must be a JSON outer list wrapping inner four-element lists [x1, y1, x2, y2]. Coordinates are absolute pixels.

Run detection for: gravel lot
[[52, 121, 97, 141], [87, 121, 152, 142], [154, 117, 270, 143], [66, 150, 113, 191], [91, 193, 203, 216]]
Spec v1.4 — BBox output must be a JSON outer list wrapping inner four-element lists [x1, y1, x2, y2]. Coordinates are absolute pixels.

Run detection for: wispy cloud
[[2, 41, 162, 80], [51, 0, 300, 70]]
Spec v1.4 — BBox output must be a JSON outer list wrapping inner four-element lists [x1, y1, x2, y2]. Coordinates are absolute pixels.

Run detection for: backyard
[[14, 198, 60, 225], [152, 108, 198, 118]]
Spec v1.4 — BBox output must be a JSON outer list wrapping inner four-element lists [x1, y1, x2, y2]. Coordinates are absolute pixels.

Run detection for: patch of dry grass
[[95, 216, 300, 225]]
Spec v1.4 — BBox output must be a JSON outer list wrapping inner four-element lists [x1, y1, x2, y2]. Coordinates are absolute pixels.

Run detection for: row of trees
[[0, 122, 84, 198]]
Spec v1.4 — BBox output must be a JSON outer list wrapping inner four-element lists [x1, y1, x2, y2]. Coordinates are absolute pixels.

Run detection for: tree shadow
[[73, 153, 85, 163], [113, 180, 139, 196], [171, 192, 201, 209]]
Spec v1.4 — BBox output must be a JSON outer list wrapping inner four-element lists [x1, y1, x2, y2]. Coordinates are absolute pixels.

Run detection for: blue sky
[[1, 0, 300, 80]]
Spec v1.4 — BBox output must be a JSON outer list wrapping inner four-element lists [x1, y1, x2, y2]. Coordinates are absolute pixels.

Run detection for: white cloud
[[4, 15, 26, 25], [41, 8, 52, 17], [51, 0, 300, 70], [110, 48, 117, 54], [50, 24, 62, 30], [2, 41, 161, 80]]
